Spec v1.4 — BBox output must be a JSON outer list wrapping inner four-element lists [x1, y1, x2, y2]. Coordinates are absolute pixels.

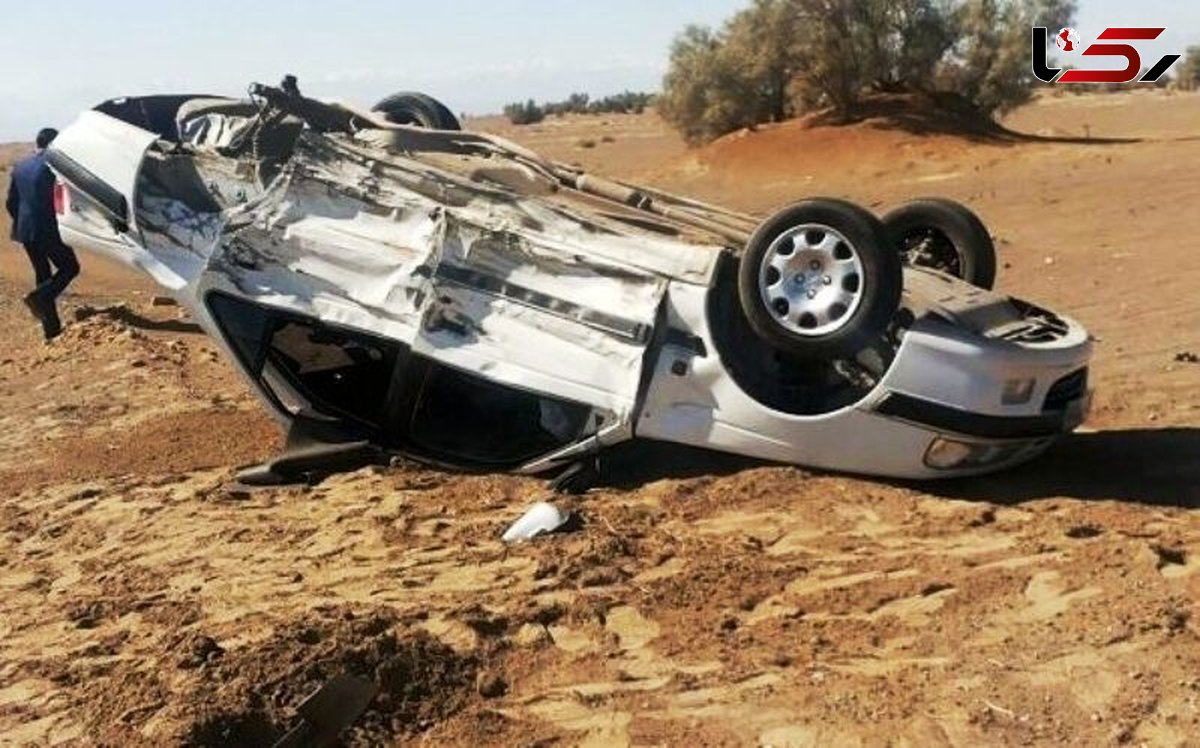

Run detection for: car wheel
[[371, 92, 461, 130], [738, 199, 903, 360], [883, 198, 997, 289]]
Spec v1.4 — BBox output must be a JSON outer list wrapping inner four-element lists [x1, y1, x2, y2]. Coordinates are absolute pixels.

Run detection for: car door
[[47, 100, 202, 291]]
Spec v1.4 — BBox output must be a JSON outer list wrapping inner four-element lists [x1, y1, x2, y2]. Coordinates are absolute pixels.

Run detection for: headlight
[[924, 438, 976, 469], [1001, 378, 1036, 405], [924, 438, 1035, 470]]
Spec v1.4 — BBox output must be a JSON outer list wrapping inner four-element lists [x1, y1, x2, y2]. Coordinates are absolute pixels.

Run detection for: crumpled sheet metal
[[141, 128, 724, 414]]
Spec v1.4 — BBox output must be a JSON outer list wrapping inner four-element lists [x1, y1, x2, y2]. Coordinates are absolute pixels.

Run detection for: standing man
[[6, 128, 79, 341]]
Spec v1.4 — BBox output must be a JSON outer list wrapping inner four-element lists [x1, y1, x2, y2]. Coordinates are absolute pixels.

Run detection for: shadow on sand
[[595, 441, 767, 490], [803, 91, 1142, 146], [597, 429, 1199, 509], [73, 304, 203, 335], [920, 428, 1200, 508]]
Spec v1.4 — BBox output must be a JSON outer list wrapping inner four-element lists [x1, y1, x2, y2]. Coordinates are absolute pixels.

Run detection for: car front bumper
[[863, 312, 1093, 474]]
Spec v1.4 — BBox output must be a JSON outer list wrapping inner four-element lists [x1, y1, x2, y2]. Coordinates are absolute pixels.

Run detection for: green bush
[[503, 99, 546, 125], [503, 91, 656, 125]]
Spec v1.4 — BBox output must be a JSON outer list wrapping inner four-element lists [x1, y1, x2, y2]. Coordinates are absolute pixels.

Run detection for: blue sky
[[0, 0, 1195, 141]]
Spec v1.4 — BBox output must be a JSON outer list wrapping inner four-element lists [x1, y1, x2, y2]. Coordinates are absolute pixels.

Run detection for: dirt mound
[[651, 96, 994, 209], [166, 606, 476, 746], [810, 92, 1013, 138], [673, 93, 1040, 184]]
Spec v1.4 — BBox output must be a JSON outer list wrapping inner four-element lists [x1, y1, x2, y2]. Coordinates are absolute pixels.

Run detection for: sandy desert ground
[[0, 90, 1197, 747]]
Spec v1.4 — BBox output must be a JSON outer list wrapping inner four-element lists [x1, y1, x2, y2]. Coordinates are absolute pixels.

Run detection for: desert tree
[[721, 0, 804, 123], [939, 0, 1076, 114], [657, 25, 758, 143]]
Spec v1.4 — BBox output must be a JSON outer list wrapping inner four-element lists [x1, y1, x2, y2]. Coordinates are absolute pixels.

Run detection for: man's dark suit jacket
[[6, 151, 61, 245]]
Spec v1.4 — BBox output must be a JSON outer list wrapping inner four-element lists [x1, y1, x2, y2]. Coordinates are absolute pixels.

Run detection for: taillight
[[52, 181, 68, 215]]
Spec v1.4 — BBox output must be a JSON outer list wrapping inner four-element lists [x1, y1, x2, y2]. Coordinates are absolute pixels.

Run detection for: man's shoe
[[22, 292, 45, 322], [43, 320, 63, 342]]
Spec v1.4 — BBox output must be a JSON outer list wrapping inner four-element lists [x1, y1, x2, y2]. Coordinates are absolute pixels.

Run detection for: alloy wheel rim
[[758, 223, 865, 337]]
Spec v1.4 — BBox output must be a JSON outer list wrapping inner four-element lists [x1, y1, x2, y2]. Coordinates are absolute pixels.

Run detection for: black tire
[[737, 199, 903, 360], [882, 198, 997, 289], [371, 92, 461, 130]]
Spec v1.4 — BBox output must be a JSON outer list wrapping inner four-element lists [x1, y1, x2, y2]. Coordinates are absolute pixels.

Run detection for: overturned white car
[[47, 78, 1091, 483]]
